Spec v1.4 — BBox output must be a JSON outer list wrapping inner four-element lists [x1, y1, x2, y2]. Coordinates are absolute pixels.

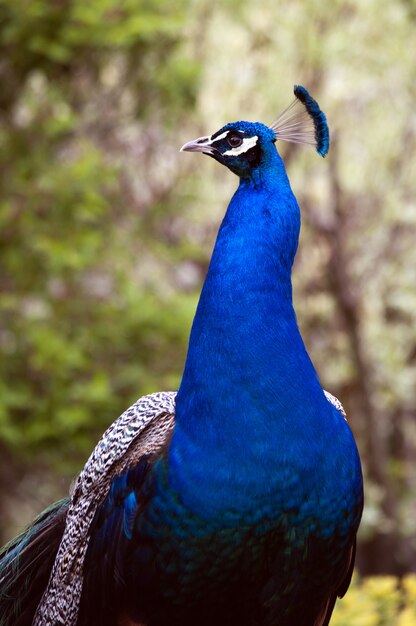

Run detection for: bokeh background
[[1, 0, 416, 622]]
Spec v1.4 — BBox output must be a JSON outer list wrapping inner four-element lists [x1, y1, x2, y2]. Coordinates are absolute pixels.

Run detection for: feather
[[270, 85, 330, 157], [32, 391, 176, 626], [0, 499, 68, 626]]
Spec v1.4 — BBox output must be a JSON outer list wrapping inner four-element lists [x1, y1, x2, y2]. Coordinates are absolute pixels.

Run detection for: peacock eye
[[227, 134, 243, 148]]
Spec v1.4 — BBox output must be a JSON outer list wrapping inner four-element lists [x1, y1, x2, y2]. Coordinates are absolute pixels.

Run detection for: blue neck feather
[[167, 144, 351, 521]]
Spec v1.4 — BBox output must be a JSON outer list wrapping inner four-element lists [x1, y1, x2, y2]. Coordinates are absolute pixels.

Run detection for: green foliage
[[0, 0, 197, 116], [0, 0, 199, 487], [1, 0, 416, 582], [332, 576, 416, 626]]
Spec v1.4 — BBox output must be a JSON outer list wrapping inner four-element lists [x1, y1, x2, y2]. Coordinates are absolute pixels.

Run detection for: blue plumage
[[0, 86, 362, 626]]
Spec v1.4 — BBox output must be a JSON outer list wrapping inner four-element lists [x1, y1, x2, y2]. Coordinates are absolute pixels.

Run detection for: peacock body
[[0, 86, 363, 626]]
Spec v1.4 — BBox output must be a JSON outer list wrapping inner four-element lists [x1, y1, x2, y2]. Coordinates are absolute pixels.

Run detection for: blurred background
[[1, 0, 416, 621]]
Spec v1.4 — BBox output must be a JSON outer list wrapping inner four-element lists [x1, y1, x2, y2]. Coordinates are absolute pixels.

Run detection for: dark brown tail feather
[[0, 498, 69, 626], [315, 540, 357, 626]]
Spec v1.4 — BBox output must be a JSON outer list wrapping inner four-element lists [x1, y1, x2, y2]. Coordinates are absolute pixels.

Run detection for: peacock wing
[[33, 391, 176, 626]]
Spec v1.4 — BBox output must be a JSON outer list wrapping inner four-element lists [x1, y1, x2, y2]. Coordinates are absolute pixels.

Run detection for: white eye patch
[[223, 135, 259, 157], [212, 131, 229, 142]]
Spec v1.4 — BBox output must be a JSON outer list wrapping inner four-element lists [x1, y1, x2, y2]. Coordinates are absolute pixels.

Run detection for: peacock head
[[181, 85, 329, 179]]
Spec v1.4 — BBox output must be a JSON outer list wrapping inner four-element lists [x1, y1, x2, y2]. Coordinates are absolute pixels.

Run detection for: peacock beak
[[180, 136, 216, 154]]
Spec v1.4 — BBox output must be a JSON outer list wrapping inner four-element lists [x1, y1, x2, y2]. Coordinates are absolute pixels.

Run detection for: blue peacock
[[0, 86, 363, 626]]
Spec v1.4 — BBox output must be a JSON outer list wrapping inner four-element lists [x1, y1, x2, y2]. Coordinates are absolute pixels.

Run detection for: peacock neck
[[167, 150, 330, 519]]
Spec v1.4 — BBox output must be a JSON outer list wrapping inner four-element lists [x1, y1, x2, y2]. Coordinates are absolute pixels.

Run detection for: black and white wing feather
[[33, 391, 176, 626], [324, 390, 347, 420]]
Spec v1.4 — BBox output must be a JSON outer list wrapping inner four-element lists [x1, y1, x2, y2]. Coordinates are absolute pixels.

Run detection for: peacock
[[0, 86, 363, 626]]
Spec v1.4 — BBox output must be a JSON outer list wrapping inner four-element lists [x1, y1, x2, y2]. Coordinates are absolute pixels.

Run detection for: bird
[[0, 85, 363, 626]]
